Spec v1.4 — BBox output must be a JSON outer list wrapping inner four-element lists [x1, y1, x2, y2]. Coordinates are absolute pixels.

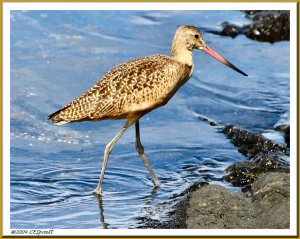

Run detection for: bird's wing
[[89, 54, 175, 120]]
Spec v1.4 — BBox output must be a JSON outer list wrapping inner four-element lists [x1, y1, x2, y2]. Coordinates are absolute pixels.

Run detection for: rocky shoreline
[[138, 122, 290, 229], [186, 123, 290, 229]]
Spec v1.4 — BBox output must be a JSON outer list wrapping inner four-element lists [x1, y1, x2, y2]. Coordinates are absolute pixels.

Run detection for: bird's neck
[[171, 45, 194, 67]]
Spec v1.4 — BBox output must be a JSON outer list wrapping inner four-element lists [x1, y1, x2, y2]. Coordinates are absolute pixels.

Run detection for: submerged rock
[[187, 172, 289, 229]]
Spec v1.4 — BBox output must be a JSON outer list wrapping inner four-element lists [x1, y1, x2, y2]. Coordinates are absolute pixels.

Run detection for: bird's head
[[173, 25, 206, 51], [172, 25, 248, 76]]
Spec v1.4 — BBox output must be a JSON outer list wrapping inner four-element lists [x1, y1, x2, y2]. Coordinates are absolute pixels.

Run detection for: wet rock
[[245, 12, 289, 43], [198, 114, 218, 126], [224, 151, 289, 186], [275, 124, 290, 148], [215, 10, 289, 43], [223, 161, 259, 186], [224, 154, 289, 187], [222, 125, 289, 186], [219, 22, 241, 38], [223, 124, 289, 157], [187, 172, 289, 229], [253, 151, 289, 170]]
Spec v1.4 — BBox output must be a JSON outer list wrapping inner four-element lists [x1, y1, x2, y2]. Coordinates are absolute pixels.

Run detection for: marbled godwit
[[48, 25, 247, 194]]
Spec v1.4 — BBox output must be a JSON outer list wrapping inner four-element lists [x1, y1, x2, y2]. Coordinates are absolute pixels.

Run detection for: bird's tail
[[48, 109, 68, 125]]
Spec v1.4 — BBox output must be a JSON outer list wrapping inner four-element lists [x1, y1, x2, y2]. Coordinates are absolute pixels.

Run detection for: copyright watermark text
[[11, 229, 54, 236]]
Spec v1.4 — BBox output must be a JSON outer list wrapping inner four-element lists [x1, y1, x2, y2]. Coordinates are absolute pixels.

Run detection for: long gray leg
[[93, 120, 133, 195], [135, 120, 160, 186]]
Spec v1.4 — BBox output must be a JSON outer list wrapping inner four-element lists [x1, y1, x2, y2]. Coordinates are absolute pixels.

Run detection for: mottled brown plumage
[[48, 54, 192, 124], [48, 25, 247, 194]]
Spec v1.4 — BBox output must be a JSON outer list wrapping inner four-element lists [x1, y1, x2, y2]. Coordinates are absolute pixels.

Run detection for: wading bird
[[48, 25, 247, 194]]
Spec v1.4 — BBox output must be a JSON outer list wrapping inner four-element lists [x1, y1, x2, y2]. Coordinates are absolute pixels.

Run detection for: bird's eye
[[194, 34, 199, 39]]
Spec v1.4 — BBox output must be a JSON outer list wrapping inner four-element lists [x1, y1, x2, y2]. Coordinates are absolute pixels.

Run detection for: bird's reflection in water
[[151, 185, 159, 198], [94, 186, 159, 229], [94, 194, 109, 229]]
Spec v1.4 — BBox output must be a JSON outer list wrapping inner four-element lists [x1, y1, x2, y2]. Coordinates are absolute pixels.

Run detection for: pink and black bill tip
[[202, 45, 248, 77]]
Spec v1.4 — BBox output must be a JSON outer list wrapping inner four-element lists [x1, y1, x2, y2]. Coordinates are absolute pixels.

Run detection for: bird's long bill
[[203, 45, 248, 76]]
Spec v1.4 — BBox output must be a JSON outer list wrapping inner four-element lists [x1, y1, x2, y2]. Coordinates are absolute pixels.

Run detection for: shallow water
[[10, 10, 289, 229]]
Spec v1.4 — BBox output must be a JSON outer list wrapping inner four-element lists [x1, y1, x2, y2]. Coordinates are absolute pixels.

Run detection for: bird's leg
[[93, 120, 133, 195], [135, 120, 160, 187]]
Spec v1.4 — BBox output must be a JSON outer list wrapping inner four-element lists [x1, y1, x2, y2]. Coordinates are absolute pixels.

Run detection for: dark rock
[[187, 172, 289, 229], [224, 161, 259, 186], [222, 125, 289, 186], [220, 22, 241, 38], [275, 124, 290, 148], [223, 124, 289, 157], [198, 114, 218, 126], [224, 153, 289, 186], [253, 151, 289, 169], [209, 121, 217, 126], [245, 11, 290, 43], [212, 10, 290, 43]]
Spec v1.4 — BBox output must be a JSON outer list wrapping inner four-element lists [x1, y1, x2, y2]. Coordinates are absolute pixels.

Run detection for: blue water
[[10, 10, 290, 229]]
